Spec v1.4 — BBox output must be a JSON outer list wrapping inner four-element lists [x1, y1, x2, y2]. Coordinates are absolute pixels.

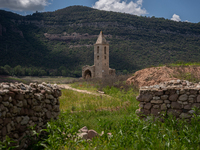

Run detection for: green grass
[[59, 86, 138, 112], [168, 61, 200, 67], [27, 82, 200, 150], [71, 82, 98, 92]]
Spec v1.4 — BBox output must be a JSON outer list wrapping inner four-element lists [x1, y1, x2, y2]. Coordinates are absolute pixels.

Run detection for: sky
[[0, 0, 200, 23]]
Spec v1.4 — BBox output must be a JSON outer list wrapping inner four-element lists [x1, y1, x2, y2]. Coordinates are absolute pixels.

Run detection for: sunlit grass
[[59, 87, 138, 112], [29, 77, 200, 150], [71, 82, 98, 92]]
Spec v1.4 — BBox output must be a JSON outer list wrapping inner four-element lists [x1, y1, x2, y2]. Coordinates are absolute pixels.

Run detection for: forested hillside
[[0, 6, 200, 77]]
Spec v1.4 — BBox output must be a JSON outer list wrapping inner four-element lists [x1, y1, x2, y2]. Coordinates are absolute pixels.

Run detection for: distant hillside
[[0, 6, 200, 77]]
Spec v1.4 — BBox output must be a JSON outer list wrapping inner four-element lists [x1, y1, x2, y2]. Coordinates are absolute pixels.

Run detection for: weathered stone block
[[0, 90, 5, 95], [179, 89, 185, 94], [139, 103, 144, 108], [184, 104, 192, 110], [136, 94, 153, 102], [23, 99, 27, 107], [192, 103, 200, 108], [21, 116, 29, 125], [151, 108, 161, 116], [4, 118, 11, 126], [167, 109, 181, 117], [155, 90, 163, 96], [17, 101, 23, 107], [34, 93, 44, 101], [8, 91, 15, 98], [2, 102, 9, 107], [171, 102, 182, 109], [153, 96, 160, 100], [136, 108, 150, 116], [2, 127, 7, 136], [169, 94, 178, 101], [197, 95, 200, 102], [164, 100, 170, 103], [46, 111, 52, 119], [161, 95, 168, 100], [15, 94, 24, 100], [151, 100, 163, 104], [190, 90, 197, 95], [144, 103, 152, 110], [3, 95, 9, 101], [34, 106, 42, 112], [153, 105, 160, 109], [179, 94, 188, 101], [87, 130, 98, 140], [161, 103, 167, 111], [52, 105, 60, 112], [44, 99, 51, 104]]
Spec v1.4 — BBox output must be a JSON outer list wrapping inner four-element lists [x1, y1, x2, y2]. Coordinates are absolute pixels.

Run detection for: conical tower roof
[[95, 31, 108, 44]]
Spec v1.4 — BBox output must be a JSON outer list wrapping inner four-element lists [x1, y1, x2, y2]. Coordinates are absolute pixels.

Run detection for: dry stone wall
[[136, 80, 200, 119], [0, 82, 62, 149]]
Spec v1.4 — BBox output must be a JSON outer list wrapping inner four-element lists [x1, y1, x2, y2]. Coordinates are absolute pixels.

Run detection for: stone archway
[[84, 69, 92, 79]]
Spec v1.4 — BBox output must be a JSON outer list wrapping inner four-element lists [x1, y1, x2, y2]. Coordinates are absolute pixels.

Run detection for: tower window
[[97, 46, 99, 53], [97, 56, 99, 60], [104, 56, 106, 59], [104, 47, 106, 54], [105, 63, 106, 66]]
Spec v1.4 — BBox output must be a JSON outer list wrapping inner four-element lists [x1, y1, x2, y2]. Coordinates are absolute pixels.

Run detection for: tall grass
[[28, 80, 200, 150], [25, 74, 200, 149]]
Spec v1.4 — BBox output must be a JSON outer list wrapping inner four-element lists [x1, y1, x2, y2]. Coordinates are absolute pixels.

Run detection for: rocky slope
[[126, 66, 200, 87]]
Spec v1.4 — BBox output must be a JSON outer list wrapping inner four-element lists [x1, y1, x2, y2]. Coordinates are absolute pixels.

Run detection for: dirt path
[[58, 84, 106, 96]]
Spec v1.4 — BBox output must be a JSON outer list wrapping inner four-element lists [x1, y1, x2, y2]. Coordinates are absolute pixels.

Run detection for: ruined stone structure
[[82, 31, 115, 79], [0, 82, 61, 149], [136, 80, 200, 119]]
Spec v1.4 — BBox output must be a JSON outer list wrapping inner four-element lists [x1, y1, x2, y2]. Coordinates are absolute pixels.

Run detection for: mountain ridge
[[0, 6, 200, 77]]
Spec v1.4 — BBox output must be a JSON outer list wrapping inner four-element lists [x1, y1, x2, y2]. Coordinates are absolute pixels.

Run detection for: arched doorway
[[84, 69, 92, 79]]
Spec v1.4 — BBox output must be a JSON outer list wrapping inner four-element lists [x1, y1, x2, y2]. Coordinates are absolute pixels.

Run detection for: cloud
[[171, 14, 181, 22], [93, 0, 147, 16], [184, 20, 190, 23], [0, 0, 50, 11]]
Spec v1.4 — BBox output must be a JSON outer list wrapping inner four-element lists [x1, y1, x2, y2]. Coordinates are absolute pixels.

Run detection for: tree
[[3, 65, 12, 75]]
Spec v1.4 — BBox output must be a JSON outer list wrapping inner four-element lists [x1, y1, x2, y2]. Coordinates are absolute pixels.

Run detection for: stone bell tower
[[94, 31, 109, 78], [82, 31, 115, 79]]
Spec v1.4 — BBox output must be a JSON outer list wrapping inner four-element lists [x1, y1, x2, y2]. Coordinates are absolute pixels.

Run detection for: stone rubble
[[136, 80, 200, 119], [0, 82, 62, 149], [77, 126, 109, 141]]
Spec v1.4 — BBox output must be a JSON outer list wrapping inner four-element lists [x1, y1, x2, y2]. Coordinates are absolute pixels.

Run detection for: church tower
[[94, 31, 109, 78]]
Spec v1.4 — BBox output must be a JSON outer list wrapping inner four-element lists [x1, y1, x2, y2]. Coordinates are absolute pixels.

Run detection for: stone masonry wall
[[136, 80, 200, 119], [0, 82, 62, 149]]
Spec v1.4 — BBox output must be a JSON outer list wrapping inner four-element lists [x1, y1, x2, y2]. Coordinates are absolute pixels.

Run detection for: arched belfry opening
[[84, 69, 92, 79]]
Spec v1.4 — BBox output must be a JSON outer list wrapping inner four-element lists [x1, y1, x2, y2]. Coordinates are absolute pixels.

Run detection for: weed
[[0, 136, 18, 150]]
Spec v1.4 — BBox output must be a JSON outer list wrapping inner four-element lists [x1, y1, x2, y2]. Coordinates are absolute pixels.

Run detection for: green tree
[[3, 65, 12, 75]]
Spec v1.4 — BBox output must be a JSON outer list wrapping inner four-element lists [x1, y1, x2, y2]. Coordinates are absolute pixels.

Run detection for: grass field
[[2, 71, 200, 149], [21, 77, 200, 150]]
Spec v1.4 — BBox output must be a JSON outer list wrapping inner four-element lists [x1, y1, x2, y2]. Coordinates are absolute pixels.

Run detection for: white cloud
[[0, 0, 50, 11], [171, 14, 181, 22], [93, 0, 147, 16], [184, 20, 190, 23]]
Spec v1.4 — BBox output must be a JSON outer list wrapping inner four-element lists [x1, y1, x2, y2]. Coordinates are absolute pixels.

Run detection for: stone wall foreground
[[136, 80, 200, 119], [0, 82, 62, 149]]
